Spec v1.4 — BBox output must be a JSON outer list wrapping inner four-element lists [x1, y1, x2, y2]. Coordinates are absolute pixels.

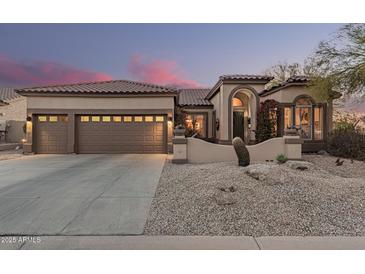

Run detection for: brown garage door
[[35, 115, 68, 153], [76, 115, 167, 154]]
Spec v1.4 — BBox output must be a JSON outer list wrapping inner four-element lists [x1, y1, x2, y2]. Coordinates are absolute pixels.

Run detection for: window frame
[[183, 112, 208, 139], [280, 96, 326, 141]]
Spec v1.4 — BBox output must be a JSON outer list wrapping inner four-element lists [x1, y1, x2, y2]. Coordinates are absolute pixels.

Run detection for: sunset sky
[[0, 24, 342, 88]]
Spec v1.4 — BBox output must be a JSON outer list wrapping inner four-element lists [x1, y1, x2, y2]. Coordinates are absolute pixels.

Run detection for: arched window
[[232, 97, 243, 107], [283, 95, 324, 140]]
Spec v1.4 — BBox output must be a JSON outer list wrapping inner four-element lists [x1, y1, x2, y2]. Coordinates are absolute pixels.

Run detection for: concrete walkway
[[1, 236, 365, 250]]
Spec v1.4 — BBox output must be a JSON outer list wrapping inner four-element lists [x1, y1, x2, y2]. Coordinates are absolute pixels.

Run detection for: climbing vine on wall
[[255, 99, 280, 143]]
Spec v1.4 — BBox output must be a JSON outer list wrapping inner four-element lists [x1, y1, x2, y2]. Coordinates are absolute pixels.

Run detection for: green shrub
[[276, 153, 288, 164], [232, 137, 250, 167], [327, 128, 365, 161]]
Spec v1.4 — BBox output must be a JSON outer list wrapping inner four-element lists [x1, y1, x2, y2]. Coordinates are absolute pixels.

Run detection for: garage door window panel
[[92, 116, 100, 122], [124, 116, 132, 122], [49, 116, 58, 122], [145, 116, 153, 122], [81, 116, 90, 122], [113, 116, 122, 122], [102, 116, 111, 122], [156, 116, 164, 122], [38, 116, 47, 122]]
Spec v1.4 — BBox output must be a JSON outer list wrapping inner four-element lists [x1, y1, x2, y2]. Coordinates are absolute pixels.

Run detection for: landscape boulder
[[286, 160, 313, 170], [244, 164, 273, 181]]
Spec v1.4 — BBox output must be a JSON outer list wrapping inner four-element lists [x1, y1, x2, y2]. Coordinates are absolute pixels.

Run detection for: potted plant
[[284, 125, 298, 136], [174, 124, 186, 136]]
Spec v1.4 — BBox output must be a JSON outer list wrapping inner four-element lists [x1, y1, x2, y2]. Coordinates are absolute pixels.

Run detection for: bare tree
[[264, 62, 304, 88]]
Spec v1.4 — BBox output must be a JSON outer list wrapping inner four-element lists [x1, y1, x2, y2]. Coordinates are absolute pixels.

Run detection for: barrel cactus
[[232, 137, 250, 167]]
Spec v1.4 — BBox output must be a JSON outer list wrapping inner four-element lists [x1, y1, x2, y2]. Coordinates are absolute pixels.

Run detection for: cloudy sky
[[0, 24, 342, 88]]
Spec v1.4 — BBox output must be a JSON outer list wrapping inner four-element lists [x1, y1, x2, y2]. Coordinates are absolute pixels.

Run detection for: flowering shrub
[[255, 100, 280, 143]]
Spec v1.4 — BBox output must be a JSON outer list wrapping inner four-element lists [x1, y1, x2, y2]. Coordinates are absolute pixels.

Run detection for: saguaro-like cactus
[[232, 137, 250, 167]]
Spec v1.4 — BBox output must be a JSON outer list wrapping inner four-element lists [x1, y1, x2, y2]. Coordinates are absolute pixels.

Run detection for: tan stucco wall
[[27, 96, 175, 110], [0, 97, 27, 121], [260, 86, 327, 103], [210, 89, 221, 139], [25, 95, 175, 154], [185, 136, 301, 164]]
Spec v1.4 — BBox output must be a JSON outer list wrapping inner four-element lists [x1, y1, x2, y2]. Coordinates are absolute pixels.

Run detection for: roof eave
[[15, 90, 177, 97], [206, 78, 273, 100], [259, 82, 309, 97]]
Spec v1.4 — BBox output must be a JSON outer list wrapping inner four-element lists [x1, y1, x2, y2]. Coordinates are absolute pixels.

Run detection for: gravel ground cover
[[0, 149, 23, 161], [144, 155, 365, 236]]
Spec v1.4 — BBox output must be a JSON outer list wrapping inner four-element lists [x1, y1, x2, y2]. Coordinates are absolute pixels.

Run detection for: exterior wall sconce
[[168, 116, 173, 127]]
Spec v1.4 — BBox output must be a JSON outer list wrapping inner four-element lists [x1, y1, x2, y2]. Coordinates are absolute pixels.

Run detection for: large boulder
[[244, 164, 273, 181], [286, 160, 313, 170]]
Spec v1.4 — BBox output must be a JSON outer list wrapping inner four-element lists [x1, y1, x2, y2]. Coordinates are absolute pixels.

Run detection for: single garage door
[[76, 114, 167, 154], [35, 115, 68, 153]]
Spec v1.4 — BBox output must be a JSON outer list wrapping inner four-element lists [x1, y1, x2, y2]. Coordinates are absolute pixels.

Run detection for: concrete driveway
[[0, 154, 166, 235]]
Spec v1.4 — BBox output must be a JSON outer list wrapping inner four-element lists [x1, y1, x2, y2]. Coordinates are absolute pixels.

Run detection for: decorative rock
[[317, 149, 329, 155], [214, 192, 237, 205], [244, 164, 272, 181], [286, 160, 312, 170], [218, 186, 237, 193]]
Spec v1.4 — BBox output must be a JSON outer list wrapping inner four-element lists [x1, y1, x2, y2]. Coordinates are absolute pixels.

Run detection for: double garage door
[[35, 114, 167, 154]]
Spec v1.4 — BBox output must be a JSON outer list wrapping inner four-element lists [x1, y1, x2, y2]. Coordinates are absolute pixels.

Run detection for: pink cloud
[[0, 54, 112, 86], [127, 54, 201, 88]]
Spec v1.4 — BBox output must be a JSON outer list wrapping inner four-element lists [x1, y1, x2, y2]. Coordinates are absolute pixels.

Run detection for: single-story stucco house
[[15, 74, 333, 154]]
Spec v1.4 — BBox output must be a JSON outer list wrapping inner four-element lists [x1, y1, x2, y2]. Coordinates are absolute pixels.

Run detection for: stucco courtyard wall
[[173, 136, 302, 164], [0, 97, 27, 143]]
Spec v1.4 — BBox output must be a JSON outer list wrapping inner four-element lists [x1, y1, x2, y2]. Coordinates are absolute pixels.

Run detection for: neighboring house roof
[[178, 89, 213, 106], [0, 87, 22, 101], [259, 75, 310, 97], [206, 74, 274, 100], [16, 80, 177, 96], [0, 99, 9, 106]]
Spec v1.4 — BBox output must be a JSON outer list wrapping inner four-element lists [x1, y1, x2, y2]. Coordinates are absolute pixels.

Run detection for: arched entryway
[[229, 86, 259, 143]]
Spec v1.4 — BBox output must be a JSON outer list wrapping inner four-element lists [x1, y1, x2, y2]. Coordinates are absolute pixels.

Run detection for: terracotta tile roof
[[178, 89, 212, 106], [16, 80, 177, 95], [286, 75, 310, 83], [0, 87, 22, 101], [206, 74, 274, 100], [219, 74, 274, 81], [259, 75, 310, 97]]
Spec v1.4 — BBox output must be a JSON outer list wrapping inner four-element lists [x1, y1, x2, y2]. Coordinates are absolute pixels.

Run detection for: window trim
[[279, 96, 326, 141]]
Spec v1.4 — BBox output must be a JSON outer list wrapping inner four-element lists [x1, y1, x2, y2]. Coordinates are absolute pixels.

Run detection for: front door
[[233, 111, 245, 141]]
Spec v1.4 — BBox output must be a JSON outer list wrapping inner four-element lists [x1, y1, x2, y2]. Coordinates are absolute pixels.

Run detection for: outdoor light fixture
[[168, 116, 173, 127]]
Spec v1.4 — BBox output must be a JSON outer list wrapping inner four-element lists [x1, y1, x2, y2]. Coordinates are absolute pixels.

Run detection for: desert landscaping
[[145, 155, 365, 236]]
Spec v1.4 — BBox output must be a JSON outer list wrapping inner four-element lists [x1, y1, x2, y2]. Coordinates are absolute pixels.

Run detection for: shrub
[[255, 100, 279, 143], [232, 137, 250, 167], [327, 128, 365, 161], [276, 153, 288, 164]]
